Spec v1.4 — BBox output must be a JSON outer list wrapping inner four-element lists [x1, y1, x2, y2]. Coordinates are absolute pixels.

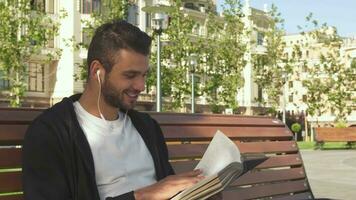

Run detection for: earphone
[[96, 69, 129, 128], [96, 69, 107, 122], [96, 70, 101, 83]]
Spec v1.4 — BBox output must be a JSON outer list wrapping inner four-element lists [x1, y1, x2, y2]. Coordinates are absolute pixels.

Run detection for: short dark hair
[[87, 20, 151, 76]]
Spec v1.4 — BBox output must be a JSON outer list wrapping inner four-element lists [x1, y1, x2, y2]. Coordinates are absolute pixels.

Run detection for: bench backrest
[[315, 127, 356, 142], [0, 108, 314, 200]]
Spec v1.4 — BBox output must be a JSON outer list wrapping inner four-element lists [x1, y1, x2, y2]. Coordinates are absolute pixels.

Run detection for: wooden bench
[[315, 127, 356, 149], [0, 108, 314, 200]]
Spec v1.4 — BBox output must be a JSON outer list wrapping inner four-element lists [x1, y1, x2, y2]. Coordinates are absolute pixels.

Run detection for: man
[[22, 20, 204, 200]]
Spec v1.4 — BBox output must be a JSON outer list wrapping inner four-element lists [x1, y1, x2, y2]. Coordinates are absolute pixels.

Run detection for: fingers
[[166, 169, 205, 191], [176, 169, 204, 178]]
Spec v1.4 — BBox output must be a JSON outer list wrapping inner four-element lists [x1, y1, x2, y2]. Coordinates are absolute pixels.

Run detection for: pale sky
[[217, 0, 356, 37]]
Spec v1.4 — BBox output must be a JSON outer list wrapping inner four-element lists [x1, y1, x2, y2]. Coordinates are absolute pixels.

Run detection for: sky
[[217, 0, 356, 37]]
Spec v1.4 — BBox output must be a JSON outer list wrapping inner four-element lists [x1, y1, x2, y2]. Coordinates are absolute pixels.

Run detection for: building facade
[[0, 0, 218, 109]]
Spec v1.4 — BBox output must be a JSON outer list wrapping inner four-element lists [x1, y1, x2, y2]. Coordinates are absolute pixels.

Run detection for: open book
[[171, 130, 262, 200]]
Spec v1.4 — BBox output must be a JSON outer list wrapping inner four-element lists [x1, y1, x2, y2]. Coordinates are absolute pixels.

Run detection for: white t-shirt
[[73, 102, 156, 200]]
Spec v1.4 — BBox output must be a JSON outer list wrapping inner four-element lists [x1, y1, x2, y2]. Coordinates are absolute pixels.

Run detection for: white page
[[195, 130, 242, 176]]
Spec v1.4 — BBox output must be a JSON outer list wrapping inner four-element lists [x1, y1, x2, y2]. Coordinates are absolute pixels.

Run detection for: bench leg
[[314, 141, 324, 150], [346, 142, 354, 149]]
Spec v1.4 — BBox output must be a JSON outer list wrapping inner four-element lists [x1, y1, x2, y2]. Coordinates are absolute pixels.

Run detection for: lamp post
[[282, 72, 288, 124], [142, 4, 172, 112], [189, 54, 197, 113], [152, 13, 166, 112]]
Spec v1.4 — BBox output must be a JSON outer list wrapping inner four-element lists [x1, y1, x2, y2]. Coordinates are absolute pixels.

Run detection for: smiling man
[[22, 20, 203, 200]]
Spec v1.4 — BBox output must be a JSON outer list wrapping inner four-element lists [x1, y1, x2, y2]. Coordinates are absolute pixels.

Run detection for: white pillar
[[52, 1, 77, 102], [241, 0, 253, 115], [138, 0, 147, 32]]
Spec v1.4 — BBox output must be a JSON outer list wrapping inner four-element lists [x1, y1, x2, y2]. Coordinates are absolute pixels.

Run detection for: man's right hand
[[134, 169, 204, 200]]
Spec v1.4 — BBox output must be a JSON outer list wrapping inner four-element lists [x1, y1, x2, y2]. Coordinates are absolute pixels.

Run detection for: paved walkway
[[300, 150, 356, 200]]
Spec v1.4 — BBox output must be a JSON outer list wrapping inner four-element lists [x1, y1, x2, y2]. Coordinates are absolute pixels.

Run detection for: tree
[[147, 0, 202, 111], [291, 122, 302, 140], [0, 0, 62, 107], [299, 14, 355, 124], [201, 0, 246, 112], [252, 4, 294, 114], [74, 0, 130, 81]]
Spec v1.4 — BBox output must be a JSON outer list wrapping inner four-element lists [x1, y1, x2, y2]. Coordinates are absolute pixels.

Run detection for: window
[[146, 13, 151, 28], [47, 0, 54, 13], [257, 86, 263, 102], [198, 4, 205, 12], [0, 71, 9, 90], [302, 81, 307, 87], [288, 81, 293, 88], [257, 32, 264, 45], [31, 0, 45, 12], [28, 62, 45, 92], [184, 3, 194, 9], [81, 0, 101, 14], [82, 28, 91, 47], [289, 94, 293, 102], [302, 95, 307, 102], [331, 107, 335, 115], [351, 58, 356, 68], [128, 4, 139, 26]]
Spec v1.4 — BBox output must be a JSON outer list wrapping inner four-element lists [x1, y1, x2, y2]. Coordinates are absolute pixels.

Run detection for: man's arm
[[22, 119, 71, 200]]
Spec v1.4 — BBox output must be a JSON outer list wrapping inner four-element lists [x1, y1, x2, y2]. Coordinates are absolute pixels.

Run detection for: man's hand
[[134, 169, 204, 200]]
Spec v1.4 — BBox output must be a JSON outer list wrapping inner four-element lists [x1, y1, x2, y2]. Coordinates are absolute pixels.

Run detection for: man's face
[[101, 49, 149, 110]]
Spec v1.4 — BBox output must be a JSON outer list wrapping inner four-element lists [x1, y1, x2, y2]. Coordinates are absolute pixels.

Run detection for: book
[[171, 130, 263, 200]]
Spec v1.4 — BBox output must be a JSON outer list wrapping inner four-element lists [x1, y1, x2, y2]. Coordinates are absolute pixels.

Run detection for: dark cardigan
[[22, 94, 174, 200]]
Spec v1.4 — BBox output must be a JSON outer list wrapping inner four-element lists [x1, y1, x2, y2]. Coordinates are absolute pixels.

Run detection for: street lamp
[[282, 72, 288, 124], [188, 54, 197, 113], [152, 13, 166, 112], [142, 4, 172, 112]]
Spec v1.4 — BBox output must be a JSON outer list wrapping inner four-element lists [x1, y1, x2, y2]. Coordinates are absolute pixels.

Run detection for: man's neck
[[79, 87, 119, 121]]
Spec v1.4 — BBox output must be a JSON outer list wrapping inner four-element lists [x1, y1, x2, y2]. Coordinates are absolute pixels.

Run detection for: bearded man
[[22, 20, 204, 200]]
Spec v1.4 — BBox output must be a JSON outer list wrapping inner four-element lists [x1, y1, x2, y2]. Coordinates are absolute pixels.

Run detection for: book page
[[171, 130, 243, 200], [195, 130, 242, 176]]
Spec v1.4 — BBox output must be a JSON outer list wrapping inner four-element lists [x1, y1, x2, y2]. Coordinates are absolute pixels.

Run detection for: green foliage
[[0, 0, 62, 107], [148, 0, 200, 110], [334, 121, 347, 128], [252, 4, 293, 111], [201, 0, 246, 111], [291, 122, 302, 133], [299, 14, 355, 123], [74, 0, 130, 81]]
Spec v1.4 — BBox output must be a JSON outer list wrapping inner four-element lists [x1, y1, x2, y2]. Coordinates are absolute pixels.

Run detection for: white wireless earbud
[[96, 69, 107, 123], [96, 70, 101, 82]]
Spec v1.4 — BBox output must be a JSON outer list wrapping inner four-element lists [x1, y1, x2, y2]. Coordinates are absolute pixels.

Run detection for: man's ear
[[89, 60, 105, 81]]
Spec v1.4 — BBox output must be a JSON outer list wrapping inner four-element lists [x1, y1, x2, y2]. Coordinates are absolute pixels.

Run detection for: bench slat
[[271, 192, 313, 200], [0, 148, 22, 169], [161, 126, 292, 141], [0, 194, 23, 200], [168, 141, 298, 159], [170, 154, 303, 174], [0, 125, 28, 145], [254, 154, 302, 169], [223, 179, 309, 199], [150, 113, 284, 126], [0, 171, 22, 193], [232, 167, 306, 186], [0, 108, 42, 124]]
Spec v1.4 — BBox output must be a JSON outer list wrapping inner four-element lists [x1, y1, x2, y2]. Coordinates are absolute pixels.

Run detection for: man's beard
[[101, 79, 135, 110]]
